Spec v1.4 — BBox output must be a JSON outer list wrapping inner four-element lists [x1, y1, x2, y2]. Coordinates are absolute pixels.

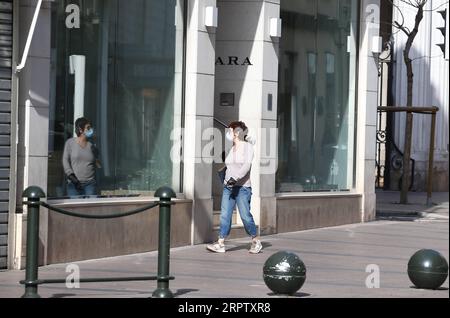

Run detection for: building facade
[[2, 0, 381, 270], [390, 0, 449, 192]]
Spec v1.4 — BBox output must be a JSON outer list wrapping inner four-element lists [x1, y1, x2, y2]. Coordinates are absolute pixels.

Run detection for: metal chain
[[38, 201, 160, 219]]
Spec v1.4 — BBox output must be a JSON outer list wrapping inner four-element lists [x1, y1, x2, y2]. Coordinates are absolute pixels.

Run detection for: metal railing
[[376, 108, 416, 190], [377, 106, 439, 206], [18, 186, 177, 298]]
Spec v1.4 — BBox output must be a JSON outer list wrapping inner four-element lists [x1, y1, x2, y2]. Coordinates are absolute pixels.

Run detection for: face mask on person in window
[[85, 128, 94, 139], [226, 129, 234, 142]]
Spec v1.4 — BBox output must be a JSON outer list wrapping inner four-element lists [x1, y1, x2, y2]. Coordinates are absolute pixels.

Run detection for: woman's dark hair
[[228, 121, 249, 141], [74, 117, 91, 137]]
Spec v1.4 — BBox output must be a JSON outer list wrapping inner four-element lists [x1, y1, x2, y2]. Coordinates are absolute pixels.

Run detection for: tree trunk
[[400, 4, 424, 204], [400, 64, 414, 204]]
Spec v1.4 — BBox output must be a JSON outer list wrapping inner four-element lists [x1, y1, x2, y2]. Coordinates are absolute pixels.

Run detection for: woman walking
[[207, 121, 262, 254]]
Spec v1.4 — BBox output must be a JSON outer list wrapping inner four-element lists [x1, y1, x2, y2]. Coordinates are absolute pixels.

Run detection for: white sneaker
[[249, 239, 262, 254], [206, 240, 225, 253]]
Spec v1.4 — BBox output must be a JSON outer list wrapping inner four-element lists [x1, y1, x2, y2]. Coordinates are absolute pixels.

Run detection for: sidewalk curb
[[376, 210, 449, 219], [376, 210, 421, 217]]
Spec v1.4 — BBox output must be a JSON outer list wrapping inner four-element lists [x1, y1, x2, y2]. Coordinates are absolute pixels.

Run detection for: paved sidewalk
[[376, 191, 449, 220], [0, 216, 448, 298]]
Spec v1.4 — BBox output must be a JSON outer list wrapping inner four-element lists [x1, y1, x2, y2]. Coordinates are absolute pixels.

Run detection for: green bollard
[[408, 249, 449, 290], [152, 187, 176, 298], [263, 251, 307, 295], [21, 186, 46, 298]]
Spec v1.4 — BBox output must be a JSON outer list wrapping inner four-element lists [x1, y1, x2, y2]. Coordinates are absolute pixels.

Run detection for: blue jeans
[[219, 186, 257, 239], [67, 179, 97, 198]]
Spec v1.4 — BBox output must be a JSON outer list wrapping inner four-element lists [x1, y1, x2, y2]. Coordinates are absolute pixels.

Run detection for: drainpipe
[[15, 0, 43, 73]]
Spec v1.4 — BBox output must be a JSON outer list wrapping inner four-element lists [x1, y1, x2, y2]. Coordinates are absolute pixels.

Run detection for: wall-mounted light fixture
[[269, 18, 282, 38], [371, 36, 383, 54], [205, 6, 218, 28]]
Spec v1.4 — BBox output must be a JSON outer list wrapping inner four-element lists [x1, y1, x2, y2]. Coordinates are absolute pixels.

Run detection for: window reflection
[[48, 0, 185, 198], [277, 0, 359, 192]]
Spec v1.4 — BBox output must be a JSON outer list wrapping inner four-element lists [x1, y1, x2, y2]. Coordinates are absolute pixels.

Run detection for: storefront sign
[[215, 56, 253, 66]]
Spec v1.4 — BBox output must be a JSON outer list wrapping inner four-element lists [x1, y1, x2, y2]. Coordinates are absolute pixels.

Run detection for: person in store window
[[62, 117, 100, 197], [207, 121, 262, 254]]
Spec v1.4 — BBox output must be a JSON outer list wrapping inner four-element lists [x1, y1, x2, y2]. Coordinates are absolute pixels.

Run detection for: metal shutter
[[0, 0, 12, 269]]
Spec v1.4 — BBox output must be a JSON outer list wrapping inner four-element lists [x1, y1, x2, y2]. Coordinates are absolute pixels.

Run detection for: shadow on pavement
[[267, 291, 311, 298], [50, 293, 78, 298], [409, 286, 449, 291], [226, 242, 273, 252], [173, 289, 200, 297]]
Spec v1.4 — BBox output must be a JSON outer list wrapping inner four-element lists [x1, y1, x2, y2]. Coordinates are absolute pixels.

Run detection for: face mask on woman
[[226, 129, 234, 142], [84, 128, 94, 139]]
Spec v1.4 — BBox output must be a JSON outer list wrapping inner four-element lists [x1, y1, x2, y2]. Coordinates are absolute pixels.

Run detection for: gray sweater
[[224, 142, 254, 187], [62, 138, 97, 183]]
